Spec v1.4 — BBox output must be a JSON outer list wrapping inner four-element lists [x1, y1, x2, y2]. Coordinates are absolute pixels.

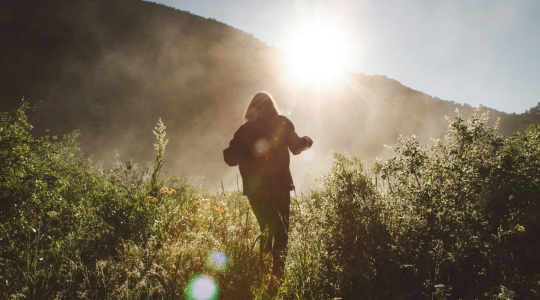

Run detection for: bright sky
[[151, 0, 540, 114]]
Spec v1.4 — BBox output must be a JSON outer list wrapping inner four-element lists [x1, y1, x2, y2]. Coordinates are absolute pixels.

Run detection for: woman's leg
[[248, 190, 291, 280], [269, 190, 290, 280], [248, 195, 273, 259]]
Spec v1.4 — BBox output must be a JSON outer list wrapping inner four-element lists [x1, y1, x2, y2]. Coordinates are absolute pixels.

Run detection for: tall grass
[[1, 103, 539, 299]]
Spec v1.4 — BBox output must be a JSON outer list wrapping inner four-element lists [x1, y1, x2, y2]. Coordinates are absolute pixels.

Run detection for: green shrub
[[373, 110, 540, 299], [0, 102, 113, 298], [0, 103, 265, 299], [0, 103, 190, 298], [282, 155, 395, 299], [282, 109, 540, 299]]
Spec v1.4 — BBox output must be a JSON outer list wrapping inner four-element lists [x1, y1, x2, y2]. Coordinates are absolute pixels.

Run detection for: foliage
[[2, 103, 539, 299], [280, 109, 540, 299], [372, 110, 540, 299], [522, 102, 540, 127], [281, 156, 394, 299], [0, 103, 273, 299]]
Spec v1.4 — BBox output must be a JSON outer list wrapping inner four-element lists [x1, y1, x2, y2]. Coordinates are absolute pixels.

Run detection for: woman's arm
[[223, 129, 242, 166], [289, 132, 313, 155], [286, 118, 313, 155]]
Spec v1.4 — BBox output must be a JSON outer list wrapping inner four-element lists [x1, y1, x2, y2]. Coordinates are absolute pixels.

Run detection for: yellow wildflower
[[212, 205, 225, 214], [160, 187, 176, 195], [147, 196, 158, 203]]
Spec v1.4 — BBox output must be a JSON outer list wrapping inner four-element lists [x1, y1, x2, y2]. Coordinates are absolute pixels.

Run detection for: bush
[[282, 155, 395, 299], [0, 102, 115, 298], [0, 103, 265, 299], [281, 109, 540, 299], [373, 110, 540, 299]]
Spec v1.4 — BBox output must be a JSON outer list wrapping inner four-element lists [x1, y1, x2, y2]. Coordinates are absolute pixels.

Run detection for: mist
[[0, 0, 533, 193]]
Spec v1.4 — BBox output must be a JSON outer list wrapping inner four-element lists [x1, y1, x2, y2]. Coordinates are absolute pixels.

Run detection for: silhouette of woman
[[223, 92, 313, 280]]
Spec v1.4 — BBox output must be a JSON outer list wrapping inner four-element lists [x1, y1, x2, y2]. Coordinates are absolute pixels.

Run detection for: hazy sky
[[150, 0, 539, 114]]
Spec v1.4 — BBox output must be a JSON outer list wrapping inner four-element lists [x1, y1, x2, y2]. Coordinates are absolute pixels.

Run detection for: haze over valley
[[1, 0, 538, 191]]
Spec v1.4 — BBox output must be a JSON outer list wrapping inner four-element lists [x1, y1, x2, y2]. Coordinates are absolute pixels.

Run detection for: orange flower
[[212, 205, 225, 213], [161, 187, 176, 195]]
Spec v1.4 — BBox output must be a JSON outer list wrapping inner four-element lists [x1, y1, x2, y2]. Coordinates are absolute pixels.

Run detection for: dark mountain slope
[[0, 0, 537, 191]]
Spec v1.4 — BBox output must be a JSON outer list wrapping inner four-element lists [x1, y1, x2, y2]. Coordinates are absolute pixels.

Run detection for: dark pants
[[248, 189, 290, 279]]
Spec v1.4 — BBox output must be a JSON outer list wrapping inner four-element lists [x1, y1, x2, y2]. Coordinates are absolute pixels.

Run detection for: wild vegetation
[[282, 109, 540, 299], [2, 103, 539, 299]]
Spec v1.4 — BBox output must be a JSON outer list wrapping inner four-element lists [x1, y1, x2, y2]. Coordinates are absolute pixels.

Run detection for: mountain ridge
[[1, 0, 537, 191]]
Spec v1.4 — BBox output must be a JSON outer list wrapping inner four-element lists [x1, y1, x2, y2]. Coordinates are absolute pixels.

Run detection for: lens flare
[[253, 138, 269, 157], [185, 275, 219, 300], [206, 250, 229, 272]]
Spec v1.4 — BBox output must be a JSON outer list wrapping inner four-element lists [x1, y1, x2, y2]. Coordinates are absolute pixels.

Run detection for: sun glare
[[285, 21, 349, 83]]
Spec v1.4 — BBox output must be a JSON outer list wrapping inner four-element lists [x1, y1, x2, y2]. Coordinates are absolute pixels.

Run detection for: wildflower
[[46, 211, 57, 218], [147, 196, 158, 203], [161, 187, 176, 195], [434, 284, 445, 289], [212, 205, 225, 213], [516, 224, 525, 232]]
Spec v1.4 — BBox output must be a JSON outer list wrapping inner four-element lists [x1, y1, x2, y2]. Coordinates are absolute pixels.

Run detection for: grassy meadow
[[1, 103, 540, 299]]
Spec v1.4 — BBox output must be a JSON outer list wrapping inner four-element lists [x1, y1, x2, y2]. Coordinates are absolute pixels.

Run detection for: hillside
[[1, 0, 537, 191]]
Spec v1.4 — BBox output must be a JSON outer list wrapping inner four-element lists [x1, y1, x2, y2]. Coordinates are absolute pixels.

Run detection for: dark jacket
[[223, 115, 312, 197]]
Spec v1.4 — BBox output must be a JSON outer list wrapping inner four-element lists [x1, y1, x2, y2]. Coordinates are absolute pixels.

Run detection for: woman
[[223, 92, 313, 280]]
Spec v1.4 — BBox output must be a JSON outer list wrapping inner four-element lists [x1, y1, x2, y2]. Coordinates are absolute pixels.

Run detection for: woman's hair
[[244, 92, 279, 122]]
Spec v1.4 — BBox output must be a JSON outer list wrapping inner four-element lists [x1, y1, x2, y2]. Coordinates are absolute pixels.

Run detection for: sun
[[284, 20, 349, 83]]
